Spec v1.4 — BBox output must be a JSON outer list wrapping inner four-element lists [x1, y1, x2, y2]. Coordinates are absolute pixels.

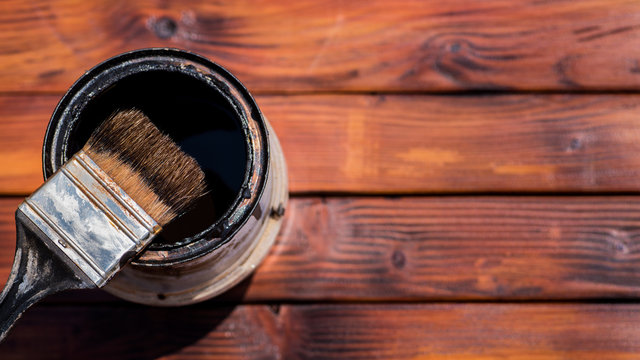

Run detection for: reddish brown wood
[[2, 196, 640, 302], [0, 0, 640, 93], [284, 304, 640, 360], [2, 303, 639, 359], [0, 198, 18, 276], [264, 94, 640, 193], [0, 96, 54, 194], [2, 1, 638, 358], [4, 94, 640, 194], [246, 196, 640, 301]]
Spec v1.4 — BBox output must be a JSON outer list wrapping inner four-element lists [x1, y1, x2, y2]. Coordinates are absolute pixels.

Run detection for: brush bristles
[[82, 109, 207, 226]]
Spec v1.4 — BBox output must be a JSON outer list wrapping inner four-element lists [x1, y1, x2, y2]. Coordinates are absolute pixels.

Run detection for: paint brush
[[0, 109, 207, 342]]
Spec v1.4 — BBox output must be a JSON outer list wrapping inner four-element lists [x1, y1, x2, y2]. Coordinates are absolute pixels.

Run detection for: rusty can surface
[[42, 48, 288, 305]]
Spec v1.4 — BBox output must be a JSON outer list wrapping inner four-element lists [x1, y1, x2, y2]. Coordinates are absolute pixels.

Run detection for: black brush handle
[[0, 213, 93, 343]]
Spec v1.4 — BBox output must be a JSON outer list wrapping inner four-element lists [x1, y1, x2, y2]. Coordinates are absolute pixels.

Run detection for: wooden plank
[[2, 303, 640, 359], [283, 304, 640, 360], [266, 94, 640, 193], [0, 96, 54, 194], [5, 94, 640, 194], [1, 0, 640, 93], [3, 196, 640, 301], [0, 305, 281, 359]]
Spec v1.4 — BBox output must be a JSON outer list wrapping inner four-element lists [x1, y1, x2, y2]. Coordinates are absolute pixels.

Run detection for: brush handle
[[0, 214, 93, 343]]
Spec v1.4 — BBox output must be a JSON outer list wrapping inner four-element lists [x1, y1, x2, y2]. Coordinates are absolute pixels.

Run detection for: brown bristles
[[82, 109, 207, 226]]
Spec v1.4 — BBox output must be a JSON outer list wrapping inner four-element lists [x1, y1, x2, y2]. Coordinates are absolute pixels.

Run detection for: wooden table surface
[[2, 0, 640, 358]]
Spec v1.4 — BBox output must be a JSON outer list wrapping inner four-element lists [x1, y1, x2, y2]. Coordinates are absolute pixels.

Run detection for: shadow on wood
[[0, 304, 234, 359], [0, 278, 256, 359]]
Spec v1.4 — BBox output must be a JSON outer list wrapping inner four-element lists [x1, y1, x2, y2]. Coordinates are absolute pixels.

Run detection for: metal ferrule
[[17, 150, 160, 287]]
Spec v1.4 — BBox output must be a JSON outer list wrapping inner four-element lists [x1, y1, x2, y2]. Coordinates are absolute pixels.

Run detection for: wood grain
[[0, 96, 53, 194], [2, 303, 640, 359], [2, 1, 637, 358], [266, 94, 640, 193], [1, 0, 640, 93], [5, 94, 640, 194], [3, 196, 640, 301]]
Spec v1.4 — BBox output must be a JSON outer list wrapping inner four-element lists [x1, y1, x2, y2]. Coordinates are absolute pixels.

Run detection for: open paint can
[[42, 48, 288, 305]]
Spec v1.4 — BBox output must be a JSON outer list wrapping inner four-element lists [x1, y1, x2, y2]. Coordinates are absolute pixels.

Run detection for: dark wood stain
[[573, 25, 601, 34], [578, 25, 638, 42], [38, 69, 64, 79]]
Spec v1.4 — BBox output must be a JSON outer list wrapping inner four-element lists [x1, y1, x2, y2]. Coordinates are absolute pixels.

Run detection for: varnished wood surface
[[1, 0, 639, 358], [2, 303, 640, 359], [2, 196, 640, 302], [5, 94, 640, 195], [1, 0, 640, 93]]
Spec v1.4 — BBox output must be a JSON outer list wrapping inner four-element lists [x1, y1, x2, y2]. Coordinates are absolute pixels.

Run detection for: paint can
[[42, 48, 287, 305]]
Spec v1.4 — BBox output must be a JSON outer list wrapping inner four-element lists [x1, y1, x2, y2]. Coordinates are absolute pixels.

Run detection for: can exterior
[[42, 48, 288, 305], [106, 122, 287, 305]]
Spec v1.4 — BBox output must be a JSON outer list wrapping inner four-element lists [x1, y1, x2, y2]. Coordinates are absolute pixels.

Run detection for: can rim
[[42, 48, 269, 266]]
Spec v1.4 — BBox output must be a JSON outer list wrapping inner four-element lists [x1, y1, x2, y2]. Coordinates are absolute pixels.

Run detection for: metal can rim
[[42, 48, 270, 266]]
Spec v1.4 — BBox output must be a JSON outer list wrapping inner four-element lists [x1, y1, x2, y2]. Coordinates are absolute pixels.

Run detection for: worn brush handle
[[0, 214, 93, 343]]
